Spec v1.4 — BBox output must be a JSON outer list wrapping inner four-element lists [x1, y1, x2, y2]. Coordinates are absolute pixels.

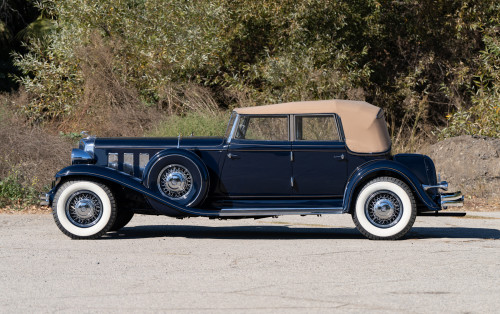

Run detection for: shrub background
[[0, 0, 499, 206]]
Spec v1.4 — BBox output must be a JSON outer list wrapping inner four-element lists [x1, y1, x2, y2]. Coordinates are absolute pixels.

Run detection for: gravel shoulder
[[1, 212, 499, 313]]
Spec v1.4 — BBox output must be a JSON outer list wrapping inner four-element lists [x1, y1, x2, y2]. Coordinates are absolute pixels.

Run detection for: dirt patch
[[419, 135, 500, 210], [0, 205, 51, 214]]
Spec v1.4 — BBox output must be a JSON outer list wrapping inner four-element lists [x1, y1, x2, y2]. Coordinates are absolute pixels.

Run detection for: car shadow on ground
[[103, 225, 500, 240]]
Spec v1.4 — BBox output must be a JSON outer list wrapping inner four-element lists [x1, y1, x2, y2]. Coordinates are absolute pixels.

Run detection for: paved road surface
[[0, 212, 499, 313]]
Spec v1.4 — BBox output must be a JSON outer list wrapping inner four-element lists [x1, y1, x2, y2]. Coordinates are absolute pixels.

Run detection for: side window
[[295, 115, 340, 141], [234, 116, 288, 141]]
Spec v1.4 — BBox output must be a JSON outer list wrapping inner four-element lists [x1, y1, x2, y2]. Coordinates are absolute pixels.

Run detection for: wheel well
[[56, 175, 152, 212], [348, 170, 422, 213]]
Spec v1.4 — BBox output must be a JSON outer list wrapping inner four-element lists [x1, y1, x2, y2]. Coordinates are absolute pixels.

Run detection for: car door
[[291, 114, 347, 197], [218, 115, 292, 197]]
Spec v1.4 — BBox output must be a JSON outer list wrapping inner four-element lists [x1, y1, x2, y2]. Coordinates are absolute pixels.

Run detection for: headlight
[[71, 149, 94, 164], [73, 135, 96, 164]]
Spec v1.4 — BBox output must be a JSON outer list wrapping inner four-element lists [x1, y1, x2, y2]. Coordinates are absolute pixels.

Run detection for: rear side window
[[234, 116, 288, 141], [295, 115, 340, 141]]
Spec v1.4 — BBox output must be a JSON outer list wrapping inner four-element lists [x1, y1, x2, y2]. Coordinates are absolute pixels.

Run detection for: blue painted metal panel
[[218, 139, 292, 196], [341, 159, 440, 212], [291, 142, 347, 196]]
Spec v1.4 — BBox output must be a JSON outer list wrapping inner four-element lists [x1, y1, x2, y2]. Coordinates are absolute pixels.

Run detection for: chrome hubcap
[[66, 191, 103, 228], [158, 164, 193, 199], [166, 172, 186, 192], [365, 191, 403, 228], [74, 199, 96, 219], [373, 199, 395, 220]]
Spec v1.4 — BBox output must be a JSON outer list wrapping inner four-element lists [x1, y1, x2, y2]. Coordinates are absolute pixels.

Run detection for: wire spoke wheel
[[65, 191, 103, 228], [158, 164, 193, 199], [365, 190, 403, 228]]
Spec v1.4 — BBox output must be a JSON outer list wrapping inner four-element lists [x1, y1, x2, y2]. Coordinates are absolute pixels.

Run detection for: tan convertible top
[[234, 99, 391, 154]]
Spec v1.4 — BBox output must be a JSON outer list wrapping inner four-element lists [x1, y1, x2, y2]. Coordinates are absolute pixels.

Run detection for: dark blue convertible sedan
[[43, 100, 463, 240]]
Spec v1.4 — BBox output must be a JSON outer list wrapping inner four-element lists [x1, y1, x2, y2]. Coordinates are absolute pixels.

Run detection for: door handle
[[334, 154, 345, 160], [227, 153, 239, 159]]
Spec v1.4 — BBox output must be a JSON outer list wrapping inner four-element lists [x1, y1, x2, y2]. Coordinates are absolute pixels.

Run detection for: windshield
[[224, 112, 237, 139]]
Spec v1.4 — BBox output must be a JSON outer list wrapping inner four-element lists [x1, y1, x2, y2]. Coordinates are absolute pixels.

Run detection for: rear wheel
[[352, 177, 416, 240], [52, 180, 117, 239]]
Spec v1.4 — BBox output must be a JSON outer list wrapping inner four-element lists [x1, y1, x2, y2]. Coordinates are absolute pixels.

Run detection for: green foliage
[[0, 169, 39, 207], [441, 33, 500, 138], [149, 111, 229, 138], [10, 0, 500, 138]]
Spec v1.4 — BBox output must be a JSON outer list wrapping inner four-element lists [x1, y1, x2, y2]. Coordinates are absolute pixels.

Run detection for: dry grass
[[0, 95, 74, 192], [56, 35, 161, 137]]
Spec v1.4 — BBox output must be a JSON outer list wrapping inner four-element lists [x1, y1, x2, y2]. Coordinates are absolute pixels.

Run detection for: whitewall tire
[[52, 181, 117, 239], [352, 177, 416, 240]]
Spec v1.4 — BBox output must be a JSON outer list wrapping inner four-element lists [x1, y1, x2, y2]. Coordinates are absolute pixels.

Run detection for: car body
[[43, 99, 464, 239]]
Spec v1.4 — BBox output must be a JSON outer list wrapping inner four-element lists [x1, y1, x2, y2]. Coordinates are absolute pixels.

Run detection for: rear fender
[[343, 160, 440, 212]]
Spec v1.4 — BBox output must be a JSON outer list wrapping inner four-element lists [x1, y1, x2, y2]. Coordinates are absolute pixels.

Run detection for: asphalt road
[[0, 212, 499, 313]]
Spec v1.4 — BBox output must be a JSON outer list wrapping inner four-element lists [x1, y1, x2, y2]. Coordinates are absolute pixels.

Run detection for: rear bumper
[[440, 191, 464, 209], [422, 181, 464, 209]]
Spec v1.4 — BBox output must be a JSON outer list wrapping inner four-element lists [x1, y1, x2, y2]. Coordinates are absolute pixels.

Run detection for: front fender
[[53, 165, 218, 217], [342, 159, 440, 212]]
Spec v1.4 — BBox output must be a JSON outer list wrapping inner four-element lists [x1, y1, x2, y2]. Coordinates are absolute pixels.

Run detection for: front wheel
[[52, 180, 117, 239], [352, 177, 416, 240], [110, 210, 134, 231]]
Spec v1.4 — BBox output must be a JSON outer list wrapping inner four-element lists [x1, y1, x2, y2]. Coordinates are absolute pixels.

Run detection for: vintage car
[[42, 99, 464, 240]]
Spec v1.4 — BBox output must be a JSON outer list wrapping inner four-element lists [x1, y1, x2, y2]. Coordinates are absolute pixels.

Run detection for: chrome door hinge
[[290, 151, 294, 162], [291, 176, 294, 188]]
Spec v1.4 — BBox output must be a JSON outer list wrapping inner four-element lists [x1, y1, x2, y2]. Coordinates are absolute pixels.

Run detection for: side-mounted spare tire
[[144, 152, 209, 207]]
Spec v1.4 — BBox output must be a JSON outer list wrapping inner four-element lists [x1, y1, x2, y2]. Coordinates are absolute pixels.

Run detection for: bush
[[0, 94, 74, 206], [441, 33, 500, 138], [0, 168, 39, 207], [10, 0, 500, 139]]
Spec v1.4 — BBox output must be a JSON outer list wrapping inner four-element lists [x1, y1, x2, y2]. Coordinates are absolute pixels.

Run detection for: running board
[[418, 212, 466, 217], [218, 207, 344, 217]]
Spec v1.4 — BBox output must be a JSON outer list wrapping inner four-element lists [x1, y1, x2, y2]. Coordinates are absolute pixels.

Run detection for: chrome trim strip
[[95, 147, 224, 151], [219, 207, 344, 216]]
